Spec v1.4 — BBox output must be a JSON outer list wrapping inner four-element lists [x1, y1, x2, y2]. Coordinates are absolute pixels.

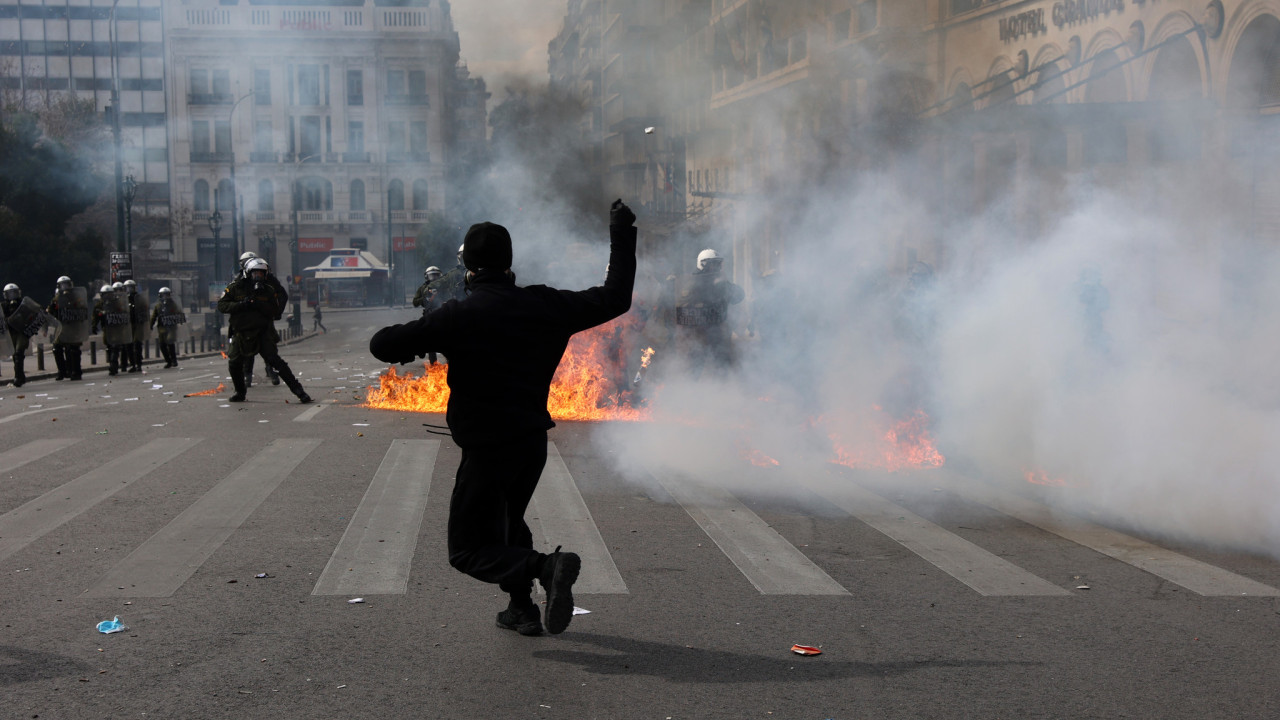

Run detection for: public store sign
[[1000, 0, 1125, 42]]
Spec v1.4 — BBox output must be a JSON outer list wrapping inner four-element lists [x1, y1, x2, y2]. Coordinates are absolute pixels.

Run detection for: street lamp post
[[109, 0, 126, 252], [227, 92, 254, 264], [123, 174, 137, 255], [209, 208, 223, 334]]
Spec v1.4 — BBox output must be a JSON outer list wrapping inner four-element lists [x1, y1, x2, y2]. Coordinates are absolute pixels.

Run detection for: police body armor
[[674, 273, 728, 328], [155, 298, 187, 327], [52, 287, 91, 344], [5, 297, 50, 338], [428, 266, 466, 304], [129, 294, 151, 342], [102, 293, 132, 346]]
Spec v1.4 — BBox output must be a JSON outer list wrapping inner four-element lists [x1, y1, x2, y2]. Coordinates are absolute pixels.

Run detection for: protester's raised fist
[[610, 199, 636, 228]]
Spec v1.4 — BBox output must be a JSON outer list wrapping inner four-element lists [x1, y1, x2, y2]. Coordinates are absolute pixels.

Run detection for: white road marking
[[0, 438, 79, 475], [84, 439, 320, 597], [651, 469, 849, 596], [176, 373, 219, 384], [956, 482, 1280, 597], [0, 438, 201, 563], [292, 404, 329, 422], [811, 480, 1069, 596], [528, 442, 628, 594], [0, 405, 74, 424], [313, 440, 440, 596]]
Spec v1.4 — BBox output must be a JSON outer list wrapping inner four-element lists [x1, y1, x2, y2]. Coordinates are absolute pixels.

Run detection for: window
[[189, 68, 208, 95], [299, 177, 332, 211], [350, 179, 365, 211], [855, 1, 877, 34], [410, 121, 427, 154], [388, 121, 406, 154], [387, 69, 405, 97], [348, 121, 364, 154], [347, 69, 363, 105], [300, 116, 322, 158], [254, 120, 272, 153], [412, 179, 428, 210], [254, 67, 271, 104], [217, 179, 234, 210], [833, 10, 851, 41], [408, 70, 426, 98], [193, 179, 210, 211], [258, 179, 274, 211], [388, 179, 404, 211], [214, 120, 231, 154], [191, 120, 210, 154], [212, 69, 230, 97], [298, 64, 320, 106]]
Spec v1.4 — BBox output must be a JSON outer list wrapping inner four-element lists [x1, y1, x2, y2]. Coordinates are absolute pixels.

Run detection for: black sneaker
[[229, 392, 246, 402], [295, 392, 313, 404], [539, 546, 581, 635], [496, 605, 544, 636]]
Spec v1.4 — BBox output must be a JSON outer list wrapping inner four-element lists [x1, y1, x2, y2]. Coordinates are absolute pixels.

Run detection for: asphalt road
[[0, 307, 1278, 719]]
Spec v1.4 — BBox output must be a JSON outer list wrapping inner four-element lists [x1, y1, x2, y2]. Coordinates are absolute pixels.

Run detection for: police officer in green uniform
[[123, 279, 147, 373], [92, 284, 130, 376], [427, 244, 468, 304], [46, 275, 89, 381], [148, 287, 185, 368], [217, 258, 312, 404], [2, 283, 35, 386], [412, 266, 443, 316]]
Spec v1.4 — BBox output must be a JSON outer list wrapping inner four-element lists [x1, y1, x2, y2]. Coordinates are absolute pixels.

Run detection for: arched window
[[194, 179, 210, 211], [298, 176, 333, 211], [412, 179, 428, 210], [258, 179, 274, 212], [350, 179, 366, 211], [388, 179, 405, 211], [216, 179, 234, 210]]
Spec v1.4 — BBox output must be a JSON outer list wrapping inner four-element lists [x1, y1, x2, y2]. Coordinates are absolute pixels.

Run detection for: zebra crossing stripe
[[313, 439, 440, 596], [958, 483, 1280, 597], [292, 403, 328, 422], [84, 438, 321, 598], [0, 406, 74, 425], [0, 438, 79, 475], [0, 438, 201, 563], [527, 442, 628, 594], [651, 469, 849, 596], [814, 481, 1070, 597]]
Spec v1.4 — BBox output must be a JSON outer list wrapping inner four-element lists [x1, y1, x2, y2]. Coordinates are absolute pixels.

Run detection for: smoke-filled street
[[0, 308, 1276, 719]]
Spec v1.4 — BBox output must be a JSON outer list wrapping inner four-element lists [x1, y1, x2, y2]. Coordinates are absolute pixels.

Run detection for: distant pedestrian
[[313, 304, 326, 333], [369, 200, 637, 636]]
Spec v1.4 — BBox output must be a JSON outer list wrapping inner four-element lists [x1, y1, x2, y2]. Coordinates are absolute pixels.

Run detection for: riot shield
[[4, 297, 50, 338], [156, 299, 187, 327], [674, 274, 726, 328], [102, 292, 132, 346], [0, 322, 12, 356], [53, 287, 91, 344], [130, 295, 151, 342]]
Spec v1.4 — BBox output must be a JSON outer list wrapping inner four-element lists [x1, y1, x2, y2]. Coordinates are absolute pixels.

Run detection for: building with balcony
[[166, 0, 487, 304]]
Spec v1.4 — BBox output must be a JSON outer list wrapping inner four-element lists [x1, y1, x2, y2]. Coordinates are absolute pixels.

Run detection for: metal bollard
[[200, 335, 206, 353], [37, 344, 45, 371]]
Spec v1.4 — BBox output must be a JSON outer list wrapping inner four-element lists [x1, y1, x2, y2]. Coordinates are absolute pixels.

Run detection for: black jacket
[[370, 224, 637, 447]]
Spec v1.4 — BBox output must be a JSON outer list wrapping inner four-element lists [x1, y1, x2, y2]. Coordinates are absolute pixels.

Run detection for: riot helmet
[[696, 248, 723, 272], [457, 243, 465, 265], [56, 275, 73, 292], [2, 283, 21, 301], [239, 251, 259, 274], [158, 287, 172, 297], [99, 284, 113, 295], [123, 279, 137, 292], [425, 266, 442, 281], [244, 257, 270, 283], [112, 282, 123, 291]]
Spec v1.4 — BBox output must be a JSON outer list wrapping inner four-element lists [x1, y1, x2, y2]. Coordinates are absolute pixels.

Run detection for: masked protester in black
[[369, 200, 637, 636]]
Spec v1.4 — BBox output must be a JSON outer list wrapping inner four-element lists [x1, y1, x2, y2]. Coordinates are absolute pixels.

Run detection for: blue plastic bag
[[96, 617, 127, 634]]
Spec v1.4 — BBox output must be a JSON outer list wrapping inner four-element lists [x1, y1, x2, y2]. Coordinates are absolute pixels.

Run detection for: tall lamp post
[[109, 0, 126, 252], [209, 209, 223, 333], [227, 92, 254, 262], [289, 154, 319, 334], [123, 174, 137, 255]]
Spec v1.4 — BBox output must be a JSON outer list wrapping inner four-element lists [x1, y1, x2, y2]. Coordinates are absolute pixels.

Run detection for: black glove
[[610, 199, 636, 228]]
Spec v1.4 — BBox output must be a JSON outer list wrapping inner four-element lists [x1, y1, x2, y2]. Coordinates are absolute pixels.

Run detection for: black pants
[[447, 432, 548, 601]]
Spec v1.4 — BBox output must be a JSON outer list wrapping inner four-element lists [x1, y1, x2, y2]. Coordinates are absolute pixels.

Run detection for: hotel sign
[[1000, 0, 1125, 42]]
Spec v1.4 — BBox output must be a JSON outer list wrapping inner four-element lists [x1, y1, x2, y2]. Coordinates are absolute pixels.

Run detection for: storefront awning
[[314, 269, 374, 279]]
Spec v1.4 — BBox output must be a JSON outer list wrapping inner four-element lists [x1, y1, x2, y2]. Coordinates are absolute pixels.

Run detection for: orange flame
[[220, 352, 228, 359], [639, 347, 655, 368], [1024, 469, 1069, 487], [740, 445, 780, 467], [823, 407, 945, 472], [364, 319, 652, 422], [183, 383, 226, 398]]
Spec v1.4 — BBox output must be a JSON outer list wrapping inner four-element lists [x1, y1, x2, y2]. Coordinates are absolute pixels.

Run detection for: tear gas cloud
[[451, 14, 1280, 560]]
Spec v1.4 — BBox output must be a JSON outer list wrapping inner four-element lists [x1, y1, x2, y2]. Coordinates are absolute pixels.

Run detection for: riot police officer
[[412, 266, 443, 316], [92, 284, 130, 376], [672, 249, 745, 377], [426, 244, 468, 304], [46, 276, 89, 381], [218, 258, 311, 404], [234, 251, 283, 386], [2, 283, 44, 387], [123, 279, 148, 373], [149, 287, 186, 368]]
